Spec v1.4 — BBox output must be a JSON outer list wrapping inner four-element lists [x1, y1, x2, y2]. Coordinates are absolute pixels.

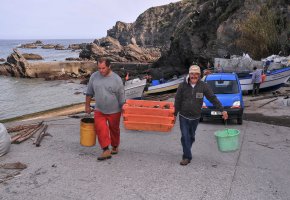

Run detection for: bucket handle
[[224, 119, 229, 135]]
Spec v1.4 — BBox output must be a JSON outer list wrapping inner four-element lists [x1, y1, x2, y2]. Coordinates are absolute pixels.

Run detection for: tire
[[237, 115, 243, 125]]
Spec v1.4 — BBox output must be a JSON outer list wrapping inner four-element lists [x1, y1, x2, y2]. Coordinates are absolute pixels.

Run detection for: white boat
[[124, 78, 147, 99], [238, 66, 290, 92], [143, 76, 185, 95]]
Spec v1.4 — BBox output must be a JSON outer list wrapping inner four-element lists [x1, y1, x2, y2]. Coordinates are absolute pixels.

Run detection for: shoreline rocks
[[22, 53, 43, 60], [0, 49, 96, 79], [18, 40, 88, 51], [79, 36, 161, 63]]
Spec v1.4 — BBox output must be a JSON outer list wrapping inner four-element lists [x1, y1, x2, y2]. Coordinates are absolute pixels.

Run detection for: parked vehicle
[[201, 73, 244, 124]]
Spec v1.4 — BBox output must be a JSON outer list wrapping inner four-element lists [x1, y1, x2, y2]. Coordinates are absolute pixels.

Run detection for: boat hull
[[125, 79, 147, 99], [144, 77, 184, 95], [239, 67, 290, 91]]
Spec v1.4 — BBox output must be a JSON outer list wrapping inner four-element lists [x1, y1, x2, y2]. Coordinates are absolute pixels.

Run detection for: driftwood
[[250, 92, 290, 102], [0, 171, 21, 184], [35, 125, 51, 147], [33, 124, 47, 144], [7, 122, 42, 132], [12, 122, 44, 144], [258, 98, 278, 108], [0, 162, 27, 169]]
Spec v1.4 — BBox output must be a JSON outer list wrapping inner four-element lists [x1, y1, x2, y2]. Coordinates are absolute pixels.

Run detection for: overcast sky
[[0, 0, 180, 39]]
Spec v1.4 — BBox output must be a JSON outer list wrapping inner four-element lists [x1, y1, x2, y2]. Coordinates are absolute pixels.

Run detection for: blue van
[[201, 73, 244, 124]]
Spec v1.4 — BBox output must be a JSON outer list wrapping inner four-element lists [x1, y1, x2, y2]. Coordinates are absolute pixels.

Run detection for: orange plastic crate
[[122, 100, 175, 117], [124, 121, 174, 132], [123, 114, 174, 124]]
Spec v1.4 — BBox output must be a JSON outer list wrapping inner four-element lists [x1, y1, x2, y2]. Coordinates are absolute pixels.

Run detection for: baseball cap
[[189, 65, 201, 74]]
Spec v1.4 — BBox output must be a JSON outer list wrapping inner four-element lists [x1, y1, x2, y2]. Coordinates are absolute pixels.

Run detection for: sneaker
[[111, 147, 118, 155], [180, 159, 191, 166], [97, 150, 112, 161]]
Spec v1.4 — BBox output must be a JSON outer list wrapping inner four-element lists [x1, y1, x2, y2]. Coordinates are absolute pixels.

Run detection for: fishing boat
[[143, 75, 185, 95], [238, 66, 290, 92], [214, 56, 290, 92], [124, 78, 147, 99]]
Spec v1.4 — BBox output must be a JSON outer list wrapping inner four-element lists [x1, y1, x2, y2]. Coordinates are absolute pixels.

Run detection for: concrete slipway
[[1, 116, 290, 200]]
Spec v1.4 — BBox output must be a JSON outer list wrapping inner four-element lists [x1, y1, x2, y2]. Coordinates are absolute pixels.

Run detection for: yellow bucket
[[80, 118, 96, 147]]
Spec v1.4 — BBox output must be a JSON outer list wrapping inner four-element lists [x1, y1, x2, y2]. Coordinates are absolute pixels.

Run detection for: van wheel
[[237, 115, 243, 125]]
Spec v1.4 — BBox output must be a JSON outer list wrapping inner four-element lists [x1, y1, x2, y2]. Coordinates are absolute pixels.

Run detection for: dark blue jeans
[[179, 115, 199, 160]]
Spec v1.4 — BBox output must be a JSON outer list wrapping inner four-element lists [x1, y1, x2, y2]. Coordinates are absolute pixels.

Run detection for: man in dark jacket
[[174, 65, 228, 166]]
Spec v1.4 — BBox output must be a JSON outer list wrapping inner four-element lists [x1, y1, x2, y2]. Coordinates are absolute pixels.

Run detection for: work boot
[[180, 159, 191, 166], [111, 146, 119, 155], [97, 150, 112, 161]]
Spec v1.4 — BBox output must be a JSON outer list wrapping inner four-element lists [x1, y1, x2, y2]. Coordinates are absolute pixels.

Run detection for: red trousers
[[94, 111, 121, 149]]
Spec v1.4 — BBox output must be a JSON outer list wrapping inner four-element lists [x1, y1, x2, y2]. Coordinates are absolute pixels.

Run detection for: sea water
[[0, 76, 87, 120], [0, 39, 93, 62], [0, 39, 93, 120]]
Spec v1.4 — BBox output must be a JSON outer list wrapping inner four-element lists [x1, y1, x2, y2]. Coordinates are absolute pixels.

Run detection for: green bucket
[[214, 129, 240, 152]]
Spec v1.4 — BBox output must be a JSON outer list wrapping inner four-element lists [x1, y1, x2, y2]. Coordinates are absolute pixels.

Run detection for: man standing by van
[[174, 65, 228, 166], [85, 58, 125, 161]]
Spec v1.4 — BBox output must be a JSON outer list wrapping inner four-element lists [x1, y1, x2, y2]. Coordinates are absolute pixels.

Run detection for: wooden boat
[[143, 76, 185, 95], [214, 56, 290, 92], [124, 78, 147, 99], [238, 66, 290, 92]]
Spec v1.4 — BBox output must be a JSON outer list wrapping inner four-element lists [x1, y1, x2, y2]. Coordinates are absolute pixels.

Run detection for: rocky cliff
[[79, 36, 161, 63], [107, 0, 290, 78]]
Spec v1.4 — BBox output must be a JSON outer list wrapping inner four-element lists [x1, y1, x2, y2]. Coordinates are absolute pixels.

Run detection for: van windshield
[[206, 80, 239, 94]]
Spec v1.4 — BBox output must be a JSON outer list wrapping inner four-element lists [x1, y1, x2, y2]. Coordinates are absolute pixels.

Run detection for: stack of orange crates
[[122, 99, 175, 132]]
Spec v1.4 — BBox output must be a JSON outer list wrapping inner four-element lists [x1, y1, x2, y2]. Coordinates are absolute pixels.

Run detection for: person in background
[[251, 66, 262, 96], [85, 58, 125, 161], [174, 65, 228, 166]]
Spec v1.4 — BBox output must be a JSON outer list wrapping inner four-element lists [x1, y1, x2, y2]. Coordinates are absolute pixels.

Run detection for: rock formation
[[105, 0, 289, 78], [41, 44, 56, 49], [22, 53, 43, 60], [79, 36, 161, 63], [0, 49, 95, 79], [19, 40, 43, 48], [55, 44, 65, 50], [0, 49, 32, 77], [68, 43, 87, 50]]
